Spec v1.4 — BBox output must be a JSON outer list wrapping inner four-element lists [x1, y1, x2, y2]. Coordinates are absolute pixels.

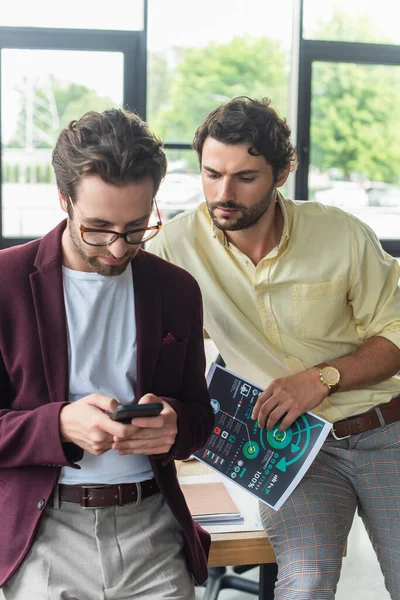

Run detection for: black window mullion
[[302, 39, 400, 66], [0, 26, 141, 52], [164, 143, 192, 150]]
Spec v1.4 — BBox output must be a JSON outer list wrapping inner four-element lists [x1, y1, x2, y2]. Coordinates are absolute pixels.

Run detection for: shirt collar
[[277, 191, 292, 252]]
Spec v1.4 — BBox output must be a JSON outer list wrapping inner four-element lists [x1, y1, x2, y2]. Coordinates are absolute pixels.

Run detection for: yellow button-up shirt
[[149, 194, 400, 422]]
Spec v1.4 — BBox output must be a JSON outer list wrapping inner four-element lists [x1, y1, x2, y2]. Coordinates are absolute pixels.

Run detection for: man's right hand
[[59, 394, 133, 456]]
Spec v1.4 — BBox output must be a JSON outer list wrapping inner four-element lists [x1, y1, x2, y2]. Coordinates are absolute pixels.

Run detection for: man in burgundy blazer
[[0, 109, 214, 598]]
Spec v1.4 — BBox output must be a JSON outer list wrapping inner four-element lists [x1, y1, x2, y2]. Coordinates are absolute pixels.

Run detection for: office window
[[156, 149, 202, 223], [309, 62, 400, 241], [1, 49, 123, 238], [304, 0, 400, 45], [1, 0, 143, 30], [147, 0, 294, 145]]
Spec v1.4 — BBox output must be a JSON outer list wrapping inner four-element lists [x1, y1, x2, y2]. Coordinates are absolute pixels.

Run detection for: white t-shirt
[[59, 265, 154, 484]]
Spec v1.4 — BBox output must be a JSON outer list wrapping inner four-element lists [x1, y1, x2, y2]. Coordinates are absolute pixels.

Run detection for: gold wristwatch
[[315, 362, 341, 396]]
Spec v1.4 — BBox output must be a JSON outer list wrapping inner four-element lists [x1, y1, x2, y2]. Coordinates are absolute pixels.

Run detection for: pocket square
[[162, 332, 177, 345]]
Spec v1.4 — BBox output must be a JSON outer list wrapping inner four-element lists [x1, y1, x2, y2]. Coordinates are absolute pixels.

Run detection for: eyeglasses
[[67, 197, 162, 246]]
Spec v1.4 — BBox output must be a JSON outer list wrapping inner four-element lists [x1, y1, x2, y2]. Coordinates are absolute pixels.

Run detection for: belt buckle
[[80, 485, 106, 509], [117, 483, 142, 506], [131, 482, 142, 506], [331, 426, 351, 441], [116, 483, 142, 507]]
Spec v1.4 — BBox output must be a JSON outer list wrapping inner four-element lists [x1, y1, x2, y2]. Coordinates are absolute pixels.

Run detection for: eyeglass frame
[[67, 196, 162, 246]]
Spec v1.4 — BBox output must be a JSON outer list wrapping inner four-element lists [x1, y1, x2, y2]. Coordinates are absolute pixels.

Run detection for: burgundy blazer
[[0, 221, 214, 586]]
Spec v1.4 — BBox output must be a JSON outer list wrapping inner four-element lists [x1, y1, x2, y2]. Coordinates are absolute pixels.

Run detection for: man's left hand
[[111, 394, 178, 455], [252, 369, 329, 431]]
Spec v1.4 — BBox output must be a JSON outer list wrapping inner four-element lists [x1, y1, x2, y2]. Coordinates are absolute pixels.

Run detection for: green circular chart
[[266, 426, 293, 449], [243, 440, 260, 459]]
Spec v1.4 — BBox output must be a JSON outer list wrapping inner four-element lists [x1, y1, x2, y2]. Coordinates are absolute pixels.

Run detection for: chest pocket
[[291, 279, 347, 340]]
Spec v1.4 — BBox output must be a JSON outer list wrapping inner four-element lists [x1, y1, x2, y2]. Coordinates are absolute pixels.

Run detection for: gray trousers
[[3, 492, 195, 600], [260, 420, 400, 600]]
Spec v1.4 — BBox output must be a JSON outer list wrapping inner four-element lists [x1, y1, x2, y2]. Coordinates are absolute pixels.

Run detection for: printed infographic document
[[194, 363, 332, 510]]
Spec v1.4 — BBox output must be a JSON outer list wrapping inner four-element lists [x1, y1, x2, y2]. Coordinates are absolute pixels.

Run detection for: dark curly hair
[[52, 108, 167, 203], [193, 96, 297, 182]]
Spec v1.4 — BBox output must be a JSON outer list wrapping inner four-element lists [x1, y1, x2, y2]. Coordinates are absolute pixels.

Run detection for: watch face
[[322, 366, 340, 386]]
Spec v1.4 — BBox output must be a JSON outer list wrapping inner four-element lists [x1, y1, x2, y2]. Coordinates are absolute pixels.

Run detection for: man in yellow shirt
[[150, 96, 400, 599]]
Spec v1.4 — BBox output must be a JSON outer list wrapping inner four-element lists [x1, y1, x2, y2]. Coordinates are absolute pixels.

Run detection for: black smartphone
[[109, 402, 163, 424]]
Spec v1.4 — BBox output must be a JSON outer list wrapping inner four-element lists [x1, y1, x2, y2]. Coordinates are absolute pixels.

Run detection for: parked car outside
[[313, 181, 369, 209], [365, 182, 400, 207], [156, 172, 204, 222]]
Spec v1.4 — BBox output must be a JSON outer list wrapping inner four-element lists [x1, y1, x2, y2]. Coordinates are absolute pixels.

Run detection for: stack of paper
[[180, 481, 244, 526]]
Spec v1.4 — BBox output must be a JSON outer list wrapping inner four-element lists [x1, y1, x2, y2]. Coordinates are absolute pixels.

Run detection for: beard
[[69, 224, 136, 276], [207, 183, 276, 232]]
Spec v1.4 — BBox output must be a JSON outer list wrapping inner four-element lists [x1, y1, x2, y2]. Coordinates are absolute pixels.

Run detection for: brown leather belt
[[55, 478, 159, 508], [330, 394, 400, 440]]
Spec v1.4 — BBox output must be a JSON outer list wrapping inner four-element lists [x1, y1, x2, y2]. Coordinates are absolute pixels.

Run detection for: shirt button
[[258, 291, 265, 296], [266, 321, 273, 328], [37, 499, 45, 510]]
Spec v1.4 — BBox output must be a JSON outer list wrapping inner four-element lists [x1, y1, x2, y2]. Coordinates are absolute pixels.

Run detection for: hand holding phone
[[110, 394, 177, 455], [109, 402, 163, 424]]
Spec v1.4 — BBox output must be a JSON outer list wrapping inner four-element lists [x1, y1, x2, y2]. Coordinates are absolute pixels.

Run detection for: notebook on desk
[[180, 481, 244, 526]]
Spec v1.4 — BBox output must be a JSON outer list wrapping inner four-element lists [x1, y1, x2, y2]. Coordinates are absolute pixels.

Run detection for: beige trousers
[[3, 491, 195, 600]]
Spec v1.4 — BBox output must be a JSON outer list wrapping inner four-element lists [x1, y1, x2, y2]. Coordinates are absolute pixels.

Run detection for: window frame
[[0, 23, 147, 248], [1, 1, 399, 257], [295, 1, 400, 256]]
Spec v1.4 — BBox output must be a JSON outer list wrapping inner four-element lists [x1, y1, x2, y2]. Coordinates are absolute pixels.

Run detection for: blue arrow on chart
[[276, 415, 312, 472]]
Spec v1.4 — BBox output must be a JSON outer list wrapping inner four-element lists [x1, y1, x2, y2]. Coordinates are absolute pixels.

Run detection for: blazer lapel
[[30, 222, 69, 404], [133, 250, 162, 399]]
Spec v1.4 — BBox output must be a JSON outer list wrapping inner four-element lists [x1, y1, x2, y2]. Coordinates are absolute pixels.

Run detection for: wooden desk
[[177, 460, 277, 599]]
